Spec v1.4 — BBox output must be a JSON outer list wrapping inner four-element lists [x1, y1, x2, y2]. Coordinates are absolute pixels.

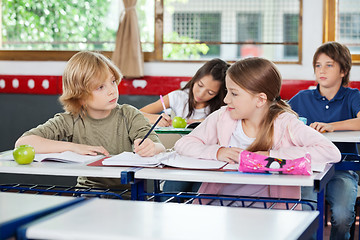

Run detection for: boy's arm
[[329, 114, 360, 131], [15, 135, 109, 156], [311, 113, 360, 132]]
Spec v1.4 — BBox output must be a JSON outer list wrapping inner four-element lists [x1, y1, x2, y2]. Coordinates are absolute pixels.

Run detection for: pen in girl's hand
[[160, 95, 167, 114], [134, 115, 163, 154]]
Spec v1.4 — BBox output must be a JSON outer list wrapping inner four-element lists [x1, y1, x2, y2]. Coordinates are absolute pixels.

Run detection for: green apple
[[172, 116, 187, 128], [13, 145, 35, 165]]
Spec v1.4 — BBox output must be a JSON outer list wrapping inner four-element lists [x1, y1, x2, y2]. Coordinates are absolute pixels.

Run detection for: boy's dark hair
[[312, 41, 352, 86], [182, 58, 230, 118]]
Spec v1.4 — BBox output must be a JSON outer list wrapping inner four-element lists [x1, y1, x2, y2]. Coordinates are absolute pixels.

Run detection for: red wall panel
[[1, 74, 360, 100]]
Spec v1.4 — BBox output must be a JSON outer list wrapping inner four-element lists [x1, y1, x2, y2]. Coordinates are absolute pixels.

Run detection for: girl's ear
[[256, 93, 268, 107]]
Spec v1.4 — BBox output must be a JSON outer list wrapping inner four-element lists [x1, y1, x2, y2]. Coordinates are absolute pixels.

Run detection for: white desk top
[[322, 130, 360, 143], [0, 192, 79, 224], [0, 155, 334, 192], [0, 160, 129, 178], [0, 149, 334, 193], [135, 167, 317, 187], [22, 198, 319, 240], [0, 192, 83, 239]]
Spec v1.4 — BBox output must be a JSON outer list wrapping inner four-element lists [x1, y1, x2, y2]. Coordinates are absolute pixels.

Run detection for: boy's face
[[85, 70, 119, 119], [315, 53, 344, 89]]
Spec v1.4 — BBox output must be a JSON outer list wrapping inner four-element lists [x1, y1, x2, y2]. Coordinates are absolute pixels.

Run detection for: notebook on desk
[[34, 151, 105, 163], [88, 151, 237, 171], [0, 150, 104, 164]]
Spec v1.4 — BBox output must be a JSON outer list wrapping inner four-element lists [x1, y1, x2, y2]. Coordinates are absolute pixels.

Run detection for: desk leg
[[316, 189, 325, 240], [131, 179, 145, 201]]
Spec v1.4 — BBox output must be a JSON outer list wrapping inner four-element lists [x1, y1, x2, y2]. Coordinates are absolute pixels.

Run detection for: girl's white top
[[168, 89, 210, 119]]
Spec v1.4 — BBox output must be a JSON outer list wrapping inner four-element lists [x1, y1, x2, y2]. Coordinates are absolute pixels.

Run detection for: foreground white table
[[0, 192, 84, 240], [0, 155, 334, 240], [19, 198, 319, 240], [128, 164, 333, 240]]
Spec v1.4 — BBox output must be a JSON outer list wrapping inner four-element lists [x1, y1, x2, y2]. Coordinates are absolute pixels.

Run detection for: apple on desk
[[13, 145, 35, 164], [172, 116, 187, 128]]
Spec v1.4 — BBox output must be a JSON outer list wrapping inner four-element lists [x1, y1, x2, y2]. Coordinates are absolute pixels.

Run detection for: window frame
[[0, 0, 302, 63], [323, 0, 360, 64]]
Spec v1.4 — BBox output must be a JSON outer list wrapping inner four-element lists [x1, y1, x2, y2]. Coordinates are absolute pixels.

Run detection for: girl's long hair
[[182, 58, 230, 118], [227, 57, 297, 152]]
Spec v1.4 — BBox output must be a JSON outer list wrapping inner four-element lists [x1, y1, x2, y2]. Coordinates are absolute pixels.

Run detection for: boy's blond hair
[[59, 51, 122, 115]]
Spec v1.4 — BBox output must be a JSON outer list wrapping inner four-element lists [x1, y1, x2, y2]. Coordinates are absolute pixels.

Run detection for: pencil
[[160, 95, 167, 113], [138, 115, 163, 146]]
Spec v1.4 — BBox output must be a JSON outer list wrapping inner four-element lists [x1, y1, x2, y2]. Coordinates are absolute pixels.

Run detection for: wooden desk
[[19, 198, 319, 240], [0, 192, 84, 240]]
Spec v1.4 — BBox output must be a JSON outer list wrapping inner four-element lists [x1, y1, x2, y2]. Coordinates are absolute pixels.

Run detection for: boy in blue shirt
[[289, 41, 360, 240]]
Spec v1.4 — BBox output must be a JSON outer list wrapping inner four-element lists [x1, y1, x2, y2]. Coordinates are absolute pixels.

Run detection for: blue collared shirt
[[289, 85, 360, 154]]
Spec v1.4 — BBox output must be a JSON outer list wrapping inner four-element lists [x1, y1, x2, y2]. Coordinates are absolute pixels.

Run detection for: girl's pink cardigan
[[174, 106, 341, 201]]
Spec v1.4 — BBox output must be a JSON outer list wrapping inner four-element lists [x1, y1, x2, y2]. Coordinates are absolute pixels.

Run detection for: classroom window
[[283, 14, 299, 58], [0, 0, 154, 61], [236, 13, 262, 58], [324, 0, 360, 64], [1, 1, 120, 51], [170, 12, 221, 59], [163, 0, 302, 63], [0, 0, 302, 63]]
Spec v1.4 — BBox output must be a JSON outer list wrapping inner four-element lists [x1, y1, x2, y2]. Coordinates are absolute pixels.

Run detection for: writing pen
[[134, 115, 163, 154], [160, 95, 167, 114]]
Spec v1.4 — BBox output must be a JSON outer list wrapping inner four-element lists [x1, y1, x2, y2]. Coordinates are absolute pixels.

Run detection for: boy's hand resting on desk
[[310, 122, 334, 133], [71, 143, 110, 156], [217, 146, 243, 164]]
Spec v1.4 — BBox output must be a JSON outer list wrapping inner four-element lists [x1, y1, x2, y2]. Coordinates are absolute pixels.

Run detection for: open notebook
[[34, 151, 105, 163], [0, 150, 104, 164], [101, 151, 233, 170]]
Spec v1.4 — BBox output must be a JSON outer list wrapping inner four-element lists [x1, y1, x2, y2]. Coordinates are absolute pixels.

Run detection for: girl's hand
[[158, 113, 172, 127], [71, 143, 109, 156], [309, 122, 334, 133], [216, 146, 243, 164], [133, 138, 157, 157]]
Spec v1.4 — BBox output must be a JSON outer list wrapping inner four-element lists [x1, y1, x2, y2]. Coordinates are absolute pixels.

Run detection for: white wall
[[0, 0, 359, 81]]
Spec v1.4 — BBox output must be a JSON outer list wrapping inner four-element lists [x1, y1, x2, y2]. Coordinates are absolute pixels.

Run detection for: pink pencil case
[[238, 151, 311, 175]]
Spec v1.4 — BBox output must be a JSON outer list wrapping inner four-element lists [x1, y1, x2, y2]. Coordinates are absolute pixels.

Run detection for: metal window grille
[[164, 0, 301, 61]]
